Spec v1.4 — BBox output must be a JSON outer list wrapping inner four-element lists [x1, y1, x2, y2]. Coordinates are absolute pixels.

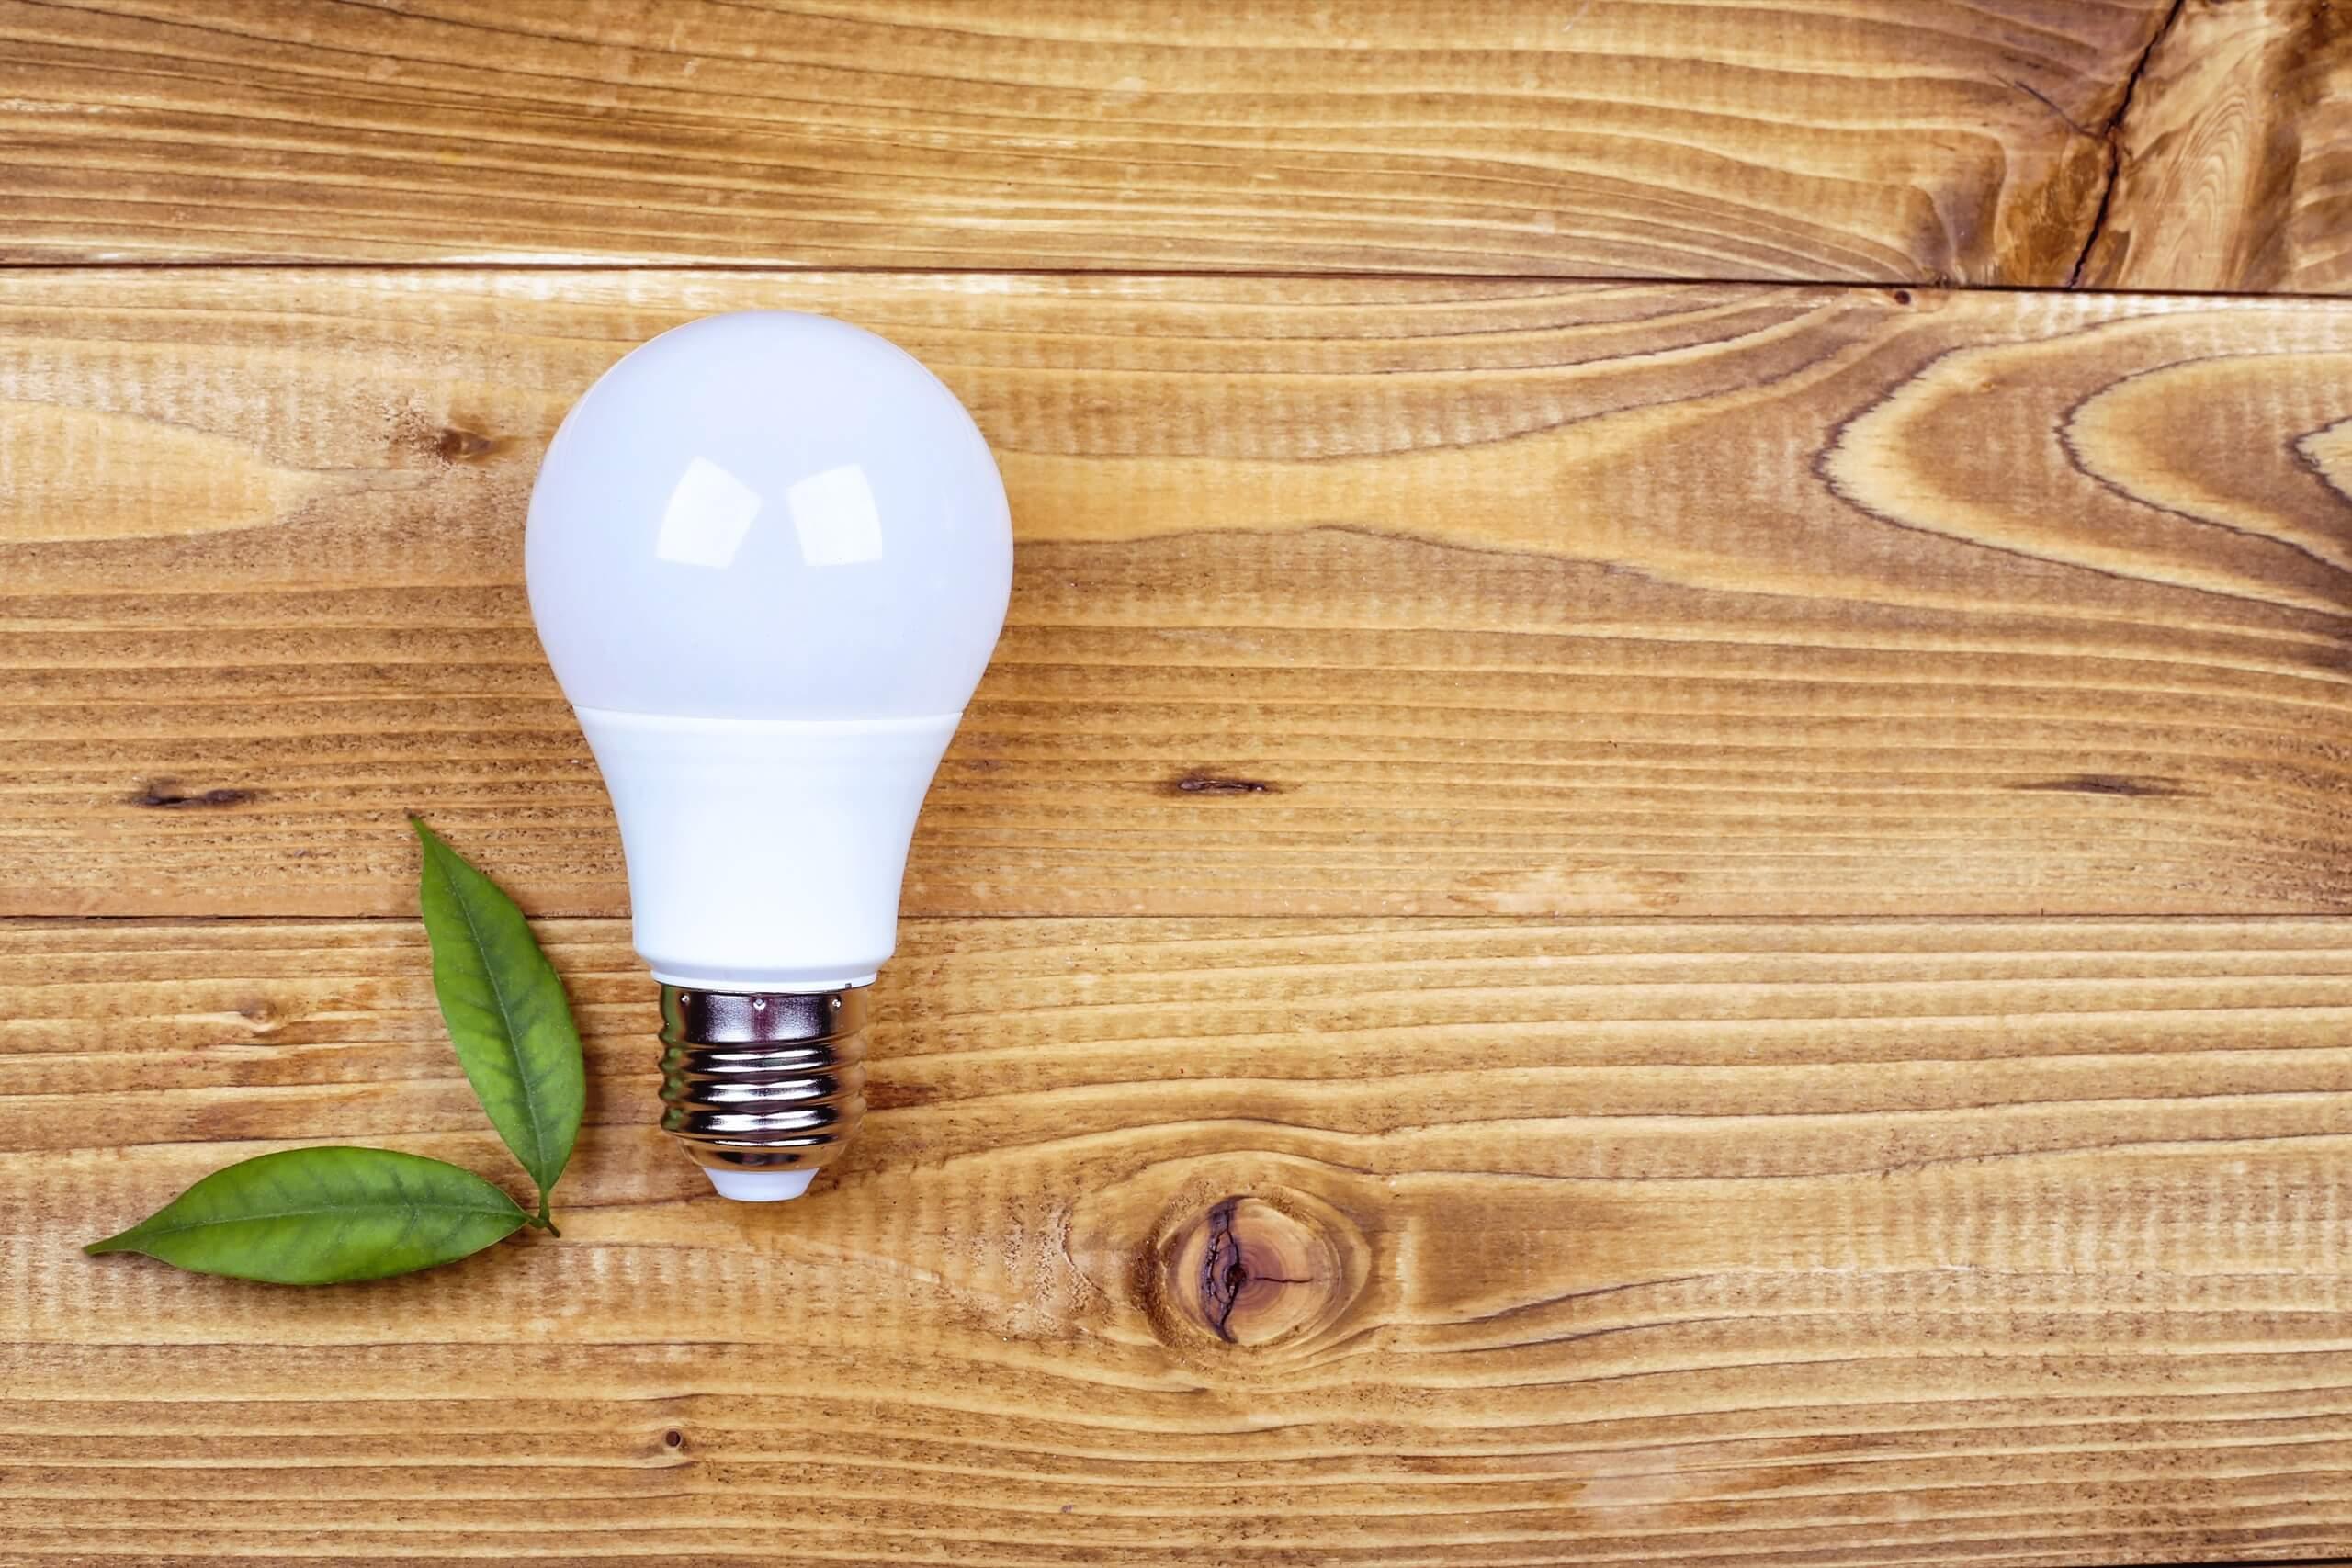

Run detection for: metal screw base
[[657, 985, 868, 1179]]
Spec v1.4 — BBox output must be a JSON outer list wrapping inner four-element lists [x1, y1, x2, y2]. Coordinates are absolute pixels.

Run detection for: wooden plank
[[0, 0, 2175, 284], [5, 270, 2351, 919], [2079, 0, 2352, 296], [6, 913, 2352, 1564]]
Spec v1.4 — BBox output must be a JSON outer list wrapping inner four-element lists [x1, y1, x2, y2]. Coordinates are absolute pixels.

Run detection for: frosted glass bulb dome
[[527, 310, 1012, 719], [526, 311, 1012, 1201]]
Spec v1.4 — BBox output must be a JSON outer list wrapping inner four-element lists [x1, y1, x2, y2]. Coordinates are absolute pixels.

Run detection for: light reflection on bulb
[[786, 464, 887, 567], [652, 456, 763, 570]]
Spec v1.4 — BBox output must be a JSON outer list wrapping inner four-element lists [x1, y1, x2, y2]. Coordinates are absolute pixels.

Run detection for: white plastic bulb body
[[525, 311, 1012, 1201]]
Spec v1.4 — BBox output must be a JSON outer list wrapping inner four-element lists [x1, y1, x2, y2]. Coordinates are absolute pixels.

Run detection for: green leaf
[[84, 1147, 530, 1284], [413, 818, 587, 1227]]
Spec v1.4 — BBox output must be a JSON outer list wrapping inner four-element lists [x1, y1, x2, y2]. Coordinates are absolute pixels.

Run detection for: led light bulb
[[526, 312, 1012, 1201]]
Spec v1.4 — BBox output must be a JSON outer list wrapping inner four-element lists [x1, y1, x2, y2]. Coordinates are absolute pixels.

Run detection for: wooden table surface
[[5, 3, 2351, 1563]]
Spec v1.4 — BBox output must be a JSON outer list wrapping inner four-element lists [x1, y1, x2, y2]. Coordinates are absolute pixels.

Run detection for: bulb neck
[[575, 706, 959, 989], [657, 983, 868, 1201]]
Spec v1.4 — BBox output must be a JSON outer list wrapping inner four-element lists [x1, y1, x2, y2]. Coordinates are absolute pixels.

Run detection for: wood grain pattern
[[13, 7, 2352, 1564], [6, 914, 2352, 1563], [0, 0, 2176, 284], [2079, 0, 2352, 295], [4, 269, 2351, 919]]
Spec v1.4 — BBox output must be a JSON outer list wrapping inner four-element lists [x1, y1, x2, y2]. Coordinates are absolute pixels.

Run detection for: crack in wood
[[1200, 1198, 1244, 1341], [2067, 0, 2191, 287]]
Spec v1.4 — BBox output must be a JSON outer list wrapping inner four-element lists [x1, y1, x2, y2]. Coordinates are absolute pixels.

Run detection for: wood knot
[[387, 401, 509, 465], [433, 425, 507, 463], [1151, 1191, 1365, 1354]]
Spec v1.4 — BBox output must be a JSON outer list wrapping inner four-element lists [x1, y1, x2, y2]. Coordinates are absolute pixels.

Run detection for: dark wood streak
[[2009, 773, 2194, 798], [125, 781, 256, 810], [1165, 773, 1280, 797]]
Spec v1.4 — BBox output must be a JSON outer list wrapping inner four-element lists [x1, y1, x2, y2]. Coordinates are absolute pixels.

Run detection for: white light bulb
[[526, 312, 1012, 1201]]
